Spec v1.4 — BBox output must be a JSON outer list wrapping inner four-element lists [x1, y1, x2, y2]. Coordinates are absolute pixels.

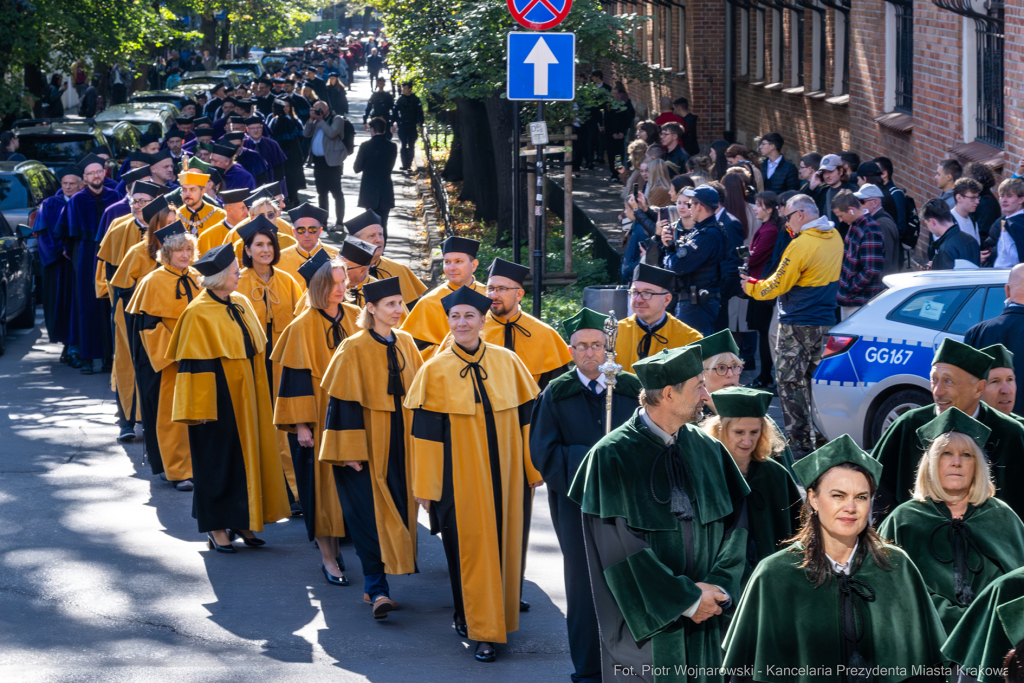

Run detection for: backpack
[[900, 193, 921, 249], [342, 117, 356, 155]]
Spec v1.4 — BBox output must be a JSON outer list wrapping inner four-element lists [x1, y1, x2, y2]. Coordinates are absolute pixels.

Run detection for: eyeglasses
[[711, 362, 744, 376], [485, 286, 518, 294], [293, 226, 320, 235], [960, 194, 981, 201], [781, 209, 803, 224], [131, 197, 152, 207], [572, 342, 606, 353], [628, 289, 670, 300]]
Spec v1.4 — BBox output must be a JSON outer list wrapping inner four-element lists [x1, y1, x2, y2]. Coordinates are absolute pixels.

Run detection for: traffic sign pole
[[512, 105, 521, 265], [533, 102, 546, 318]]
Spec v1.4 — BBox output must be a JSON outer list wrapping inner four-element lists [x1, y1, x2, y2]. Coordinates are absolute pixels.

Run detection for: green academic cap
[[692, 329, 740, 361], [998, 595, 1024, 648], [633, 346, 703, 390], [792, 434, 883, 488], [981, 344, 1014, 370], [916, 406, 991, 450], [933, 338, 994, 380], [186, 157, 211, 173], [562, 307, 609, 340], [712, 386, 773, 418]]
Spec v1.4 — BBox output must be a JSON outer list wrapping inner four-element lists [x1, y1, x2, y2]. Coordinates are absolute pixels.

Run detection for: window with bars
[[790, 7, 805, 87], [804, 0, 827, 92], [756, 7, 767, 80], [975, 3, 1005, 147], [894, 0, 913, 112]]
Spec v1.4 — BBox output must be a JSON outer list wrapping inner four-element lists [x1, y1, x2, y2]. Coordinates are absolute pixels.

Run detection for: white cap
[[854, 184, 885, 200]]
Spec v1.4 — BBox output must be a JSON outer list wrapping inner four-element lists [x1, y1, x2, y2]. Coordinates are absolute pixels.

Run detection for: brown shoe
[[363, 592, 371, 605], [373, 595, 397, 619]]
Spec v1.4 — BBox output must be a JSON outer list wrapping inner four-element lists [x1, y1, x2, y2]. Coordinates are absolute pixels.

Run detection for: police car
[[811, 269, 1010, 448]]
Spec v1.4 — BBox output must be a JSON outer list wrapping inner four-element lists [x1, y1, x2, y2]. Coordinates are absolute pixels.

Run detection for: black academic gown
[[530, 369, 642, 682]]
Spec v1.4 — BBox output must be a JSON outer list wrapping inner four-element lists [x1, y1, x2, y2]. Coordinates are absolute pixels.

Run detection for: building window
[[788, 6, 805, 87], [819, 0, 850, 95], [739, 6, 750, 76], [675, 4, 687, 74], [756, 6, 766, 80], [894, 0, 913, 111], [771, 7, 783, 82], [804, 0, 826, 92]]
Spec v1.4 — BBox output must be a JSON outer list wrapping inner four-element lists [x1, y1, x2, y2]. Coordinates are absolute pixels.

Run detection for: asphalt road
[[0, 69, 575, 682]]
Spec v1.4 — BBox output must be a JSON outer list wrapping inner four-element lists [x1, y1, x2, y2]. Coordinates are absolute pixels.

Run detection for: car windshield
[[0, 174, 32, 210], [262, 56, 286, 72], [18, 135, 97, 163]]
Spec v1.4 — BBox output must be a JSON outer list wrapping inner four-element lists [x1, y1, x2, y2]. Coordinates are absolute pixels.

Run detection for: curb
[[414, 154, 445, 288]]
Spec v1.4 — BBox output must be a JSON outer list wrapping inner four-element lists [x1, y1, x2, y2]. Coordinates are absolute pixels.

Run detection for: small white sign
[[529, 121, 550, 146], [919, 300, 944, 321]]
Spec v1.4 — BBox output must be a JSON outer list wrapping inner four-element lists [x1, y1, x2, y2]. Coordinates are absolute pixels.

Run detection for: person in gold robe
[[196, 188, 250, 254], [175, 169, 226, 237], [340, 235, 378, 308], [400, 236, 487, 359], [344, 210, 427, 307], [321, 277, 423, 618], [126, 220, 200, 490], [404, 286, 541, 663], [168, 243, 291, 552], [277, 203, 338, 291], [271, 251, 360, 583], [97, 180, 164, 442], [235, 214, 305, 511], [222, 193, 297, 259], [615, 263, 703, 374]]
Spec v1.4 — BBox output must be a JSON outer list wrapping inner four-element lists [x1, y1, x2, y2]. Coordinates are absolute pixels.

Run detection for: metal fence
[[421, 123, 454, 238]]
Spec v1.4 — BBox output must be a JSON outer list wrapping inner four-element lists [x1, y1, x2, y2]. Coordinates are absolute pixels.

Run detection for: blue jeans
[[364, 573, 390, 601], [675, 298, 720, 337], [621, 222, 649, 282]]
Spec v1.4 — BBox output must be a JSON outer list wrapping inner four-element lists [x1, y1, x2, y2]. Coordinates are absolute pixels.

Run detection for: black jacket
[[353, 134, 397, 210], [931, 225, 980, 270], [364, 90, 394, 124], [393, 94, 424, 127], [760, 157, 800, 194], [965, 305, 1024, 415], [323, 83, 348, 115], [681, 112, 700, 156]]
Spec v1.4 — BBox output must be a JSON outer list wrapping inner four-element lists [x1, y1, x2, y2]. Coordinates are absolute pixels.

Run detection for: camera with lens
[[736, 245, 751, 278]]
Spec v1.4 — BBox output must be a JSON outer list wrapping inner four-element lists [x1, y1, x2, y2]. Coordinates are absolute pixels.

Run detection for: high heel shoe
[[453, 615, 468, 638], [322, 564, 350, 586], [227, 530, 266, 547], [474, 642, 496, 662], [207, 532, 236, 553]]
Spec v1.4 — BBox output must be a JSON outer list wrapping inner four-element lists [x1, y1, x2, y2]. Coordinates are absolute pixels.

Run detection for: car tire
[[10, 283, 35, 330], [0, 289, 7, 357], [869, 388, 933, 446]]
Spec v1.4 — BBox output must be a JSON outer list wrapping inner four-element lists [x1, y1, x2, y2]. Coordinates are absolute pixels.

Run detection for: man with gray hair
[[740, 194, 844, 457]]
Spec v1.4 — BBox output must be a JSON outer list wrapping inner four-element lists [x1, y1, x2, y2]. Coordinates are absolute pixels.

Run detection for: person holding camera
[[661, 185, 728, 337], [303, 101, 351, 231]]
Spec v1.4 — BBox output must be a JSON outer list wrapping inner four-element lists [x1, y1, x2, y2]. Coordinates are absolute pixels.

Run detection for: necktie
[[318, 309, 346, 349], [494, 312, 531, 351], [372, 330, 407, 396], [220, 295, 256, 358], [172, 269, 197, 301], [588, 379, 600, 394]]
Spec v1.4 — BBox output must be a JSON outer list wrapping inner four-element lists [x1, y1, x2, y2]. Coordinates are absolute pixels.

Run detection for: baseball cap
[[853, 184, 884, 200], [682, 184, 720, 209], [819, 154, 843, 172]]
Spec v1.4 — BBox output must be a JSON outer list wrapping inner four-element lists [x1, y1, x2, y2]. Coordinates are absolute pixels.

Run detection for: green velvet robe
[[879, 498, 1024, 635], [943, 566, 1024, 683], [722, 543, 948, 683], [870, 403, 1024, 519], [741, 458, 802, 586], [568, 410, 750, 683]]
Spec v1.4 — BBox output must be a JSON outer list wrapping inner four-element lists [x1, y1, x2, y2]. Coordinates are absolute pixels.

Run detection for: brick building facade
[[607, 0, 1017, 207]]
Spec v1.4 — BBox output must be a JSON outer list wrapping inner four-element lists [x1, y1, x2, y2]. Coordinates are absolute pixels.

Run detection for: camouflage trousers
[[775, 324, 831, 455]]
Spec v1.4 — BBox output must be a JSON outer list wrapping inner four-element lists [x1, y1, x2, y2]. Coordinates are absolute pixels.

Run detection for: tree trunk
[[200, 13, 218, 54], [362, 7, 372, 32], [455, 97, 498, 223], [219, 17, 231, 59], [442, 108, 464, 183], [483, 95, 515, 244]]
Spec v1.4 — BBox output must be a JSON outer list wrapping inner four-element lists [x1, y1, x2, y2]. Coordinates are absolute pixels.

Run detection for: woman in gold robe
[[271, 251, 360, 583], [167, 244, 291, 552], [235, 214, 305, 510], [404, 286, 541, 662], [321, 277, 423, 618], [125, 220, 200, 490]]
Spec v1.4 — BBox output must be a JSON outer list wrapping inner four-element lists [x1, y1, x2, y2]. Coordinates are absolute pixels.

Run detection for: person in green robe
[[700, 386, 802, 587], [723, 434, 948, 683], [879, 407, 1024, 635], [944, 569, 1024, 683], [977, 344, 1024, 426], [693, 330, 796, 478], [871, 338, 1024, 520], [568, 344, 750, 683]]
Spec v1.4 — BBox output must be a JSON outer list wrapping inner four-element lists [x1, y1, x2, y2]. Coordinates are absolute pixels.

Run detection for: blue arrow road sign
[[507, 32, 575, 101]]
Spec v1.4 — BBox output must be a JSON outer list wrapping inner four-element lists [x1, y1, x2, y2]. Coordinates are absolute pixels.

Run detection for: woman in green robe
[[723, 434, 948, 683], [701, 386, 801, 587], [879, 407, 1024, 636], [943, 571, 1024, 683]]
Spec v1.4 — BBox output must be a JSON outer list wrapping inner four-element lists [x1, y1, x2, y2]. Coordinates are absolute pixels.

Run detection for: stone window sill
[[764, 82, 784, 91], [783, 86, 805, 96], [804, 90, 827, 100], [948, 140, 1005, 171], [873, 111, 914, 134], [825, 94, 850, 107]]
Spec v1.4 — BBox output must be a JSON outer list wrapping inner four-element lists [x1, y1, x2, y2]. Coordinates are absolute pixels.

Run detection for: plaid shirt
[[838, 215, 885, 306]]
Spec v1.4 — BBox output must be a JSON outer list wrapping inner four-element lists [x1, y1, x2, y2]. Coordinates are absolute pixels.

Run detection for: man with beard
[[175, 170, 226, 237]]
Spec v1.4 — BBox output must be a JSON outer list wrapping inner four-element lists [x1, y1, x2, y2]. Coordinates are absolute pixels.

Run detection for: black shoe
[[337, 554, 345, 571], [80, 363, 96, 375], [175, 479, 194, 492], [321, 564, 349, 586], [748, 376, 775, 389], [159, 472, 168, 482], [207, 533, 236, 553], [68, 353, 83, 369], [519, 599, 530, 612], [101, 360, 113, 372], [117, 425, 136, 443], [228, 530, 265, 547], [59, 348, 69, 364], [474, 642, 496, 663], [290, 502, 303, 517], [453, 615, 468, 638]]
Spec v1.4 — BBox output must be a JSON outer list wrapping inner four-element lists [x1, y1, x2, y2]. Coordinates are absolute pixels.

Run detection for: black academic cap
[[255, 180, 283, 196], [207, 168, 224, 186], [180, 99, 197, 109], [221, 132, 245, 143], [56, 164, 82, 180], [273, 98, 289, 108], [193, 116, 212, 126], [92, 145, 111, 156], [76, 153, 106, 172], [175, 116, 195, 125], [128, 150, 152, 163], [138, 133, 160, 147], [632, 263, 675, 292], [193, 126, 215, 138], [130, 181, 163, 198], [121, 165, 152, 185], [343, 209, 381, 235], [235, 99, 256, 108], [287, 202, 328, 225], [153, 220, 187, 245], [227, 115, 245, 124], [192, 243, 236, 276], [149, 148, 174, 163], [272, 78, 287, 85], [244, 189, 272, 208], [210, 143, 237, 158], [236, 214, 277, 243], [297, 248, 333, 286], [441, 286, 492, 315], [210, 83, 227, 93], [440, 236, 480, 258], [486, 257, 529, 286], [363, 277, 402, 303], [218, 188, 249, 205], [341, 236, 376, 267], [142, 195, 169, 223], [164, 129, 186, 141], [243, 116, 263, 125]]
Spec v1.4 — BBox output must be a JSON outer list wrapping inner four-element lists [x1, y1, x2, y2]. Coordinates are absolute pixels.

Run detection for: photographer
[[808, 153, 856, 229], [303, 101, 351, 231]]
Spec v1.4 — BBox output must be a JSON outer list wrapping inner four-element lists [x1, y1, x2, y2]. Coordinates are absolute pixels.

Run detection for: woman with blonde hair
[[619, 139, 649, 202], [701, 386, 800, 585], [879, 408, 1024, 634], [725, 143, 764, 193], [643, 158, 673, 207], [271, 251, 360, 584]]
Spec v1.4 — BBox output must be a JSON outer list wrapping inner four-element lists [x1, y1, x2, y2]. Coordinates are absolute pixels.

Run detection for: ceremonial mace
[[598, 311, 622, 435]]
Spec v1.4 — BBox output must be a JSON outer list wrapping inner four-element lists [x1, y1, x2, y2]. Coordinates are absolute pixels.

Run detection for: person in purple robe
[[54, 154, 120, 373], [103, 166, 152, 237], [35, 165, 81, 363], [242, 116, 289, 199], [219, 132, 268, 185], [209, 142, 256, 192]]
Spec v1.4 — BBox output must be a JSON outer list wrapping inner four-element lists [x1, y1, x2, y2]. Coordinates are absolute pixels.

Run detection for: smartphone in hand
[[632, 183, 640, 199], [659, 207, 669, 222]]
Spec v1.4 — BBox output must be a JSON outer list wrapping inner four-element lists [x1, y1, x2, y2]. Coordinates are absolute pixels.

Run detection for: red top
[[654, 112, 686, 129], [748, 219, 780, 279]]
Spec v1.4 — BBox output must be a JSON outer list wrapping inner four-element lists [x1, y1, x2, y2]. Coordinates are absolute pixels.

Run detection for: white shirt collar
[[826, 540, 859, 575], [577, 368, 607, 392], [767, 156, 781, 171], [1011, 209, 1024, 219], [639, 408, 676, 445]]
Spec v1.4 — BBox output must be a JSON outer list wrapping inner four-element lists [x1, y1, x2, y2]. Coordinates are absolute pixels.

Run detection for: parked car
[[99, 121, 141, 170], [216, 60, 264, 80], [11, 121, 107, 173], [811, 269, 1011, 448], [0, 160, 57, 291], [130, 87, 204, 109], [180, 70, 243, 90], [95, 105, 175, 138], [260, 52, 290, 74], [0, 209, 37, 354]]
